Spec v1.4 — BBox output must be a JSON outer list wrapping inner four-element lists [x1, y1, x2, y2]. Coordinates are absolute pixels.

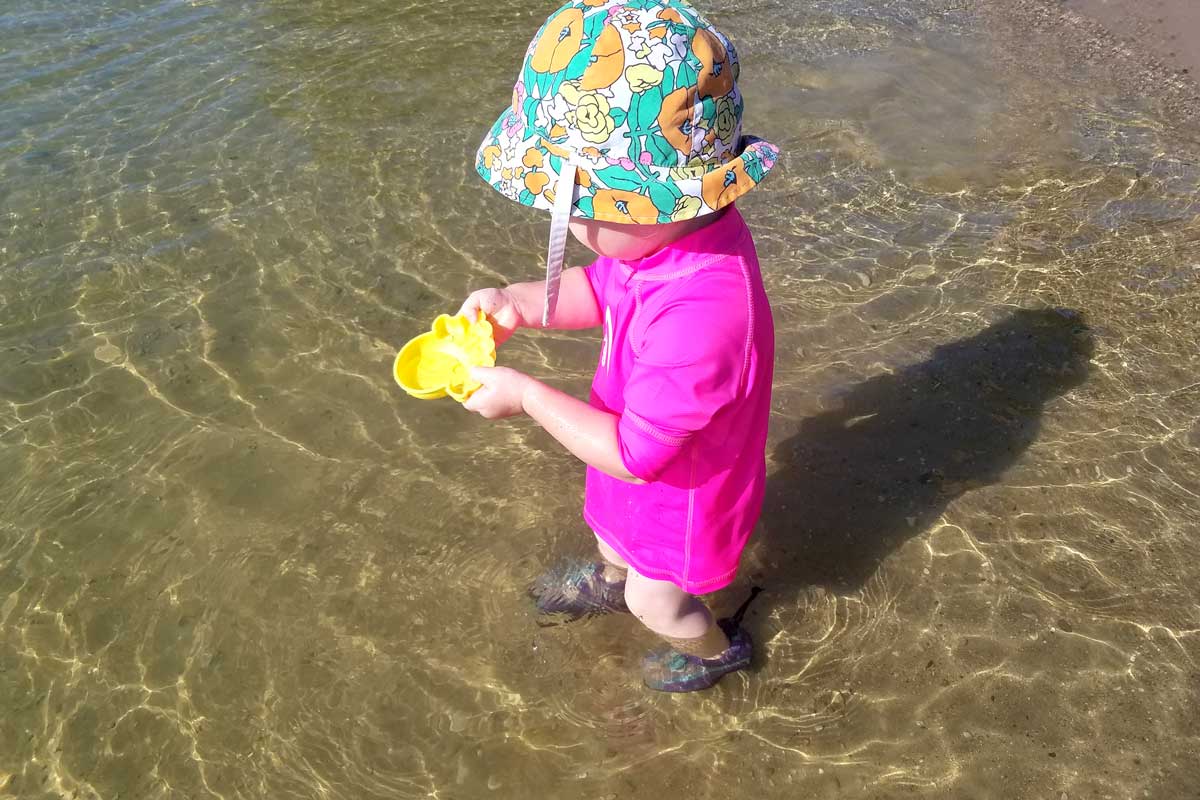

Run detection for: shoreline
[[974, 0, 1200, 127]]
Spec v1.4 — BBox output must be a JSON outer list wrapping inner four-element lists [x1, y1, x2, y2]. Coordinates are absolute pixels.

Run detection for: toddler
[[460, 0, 777, 692]]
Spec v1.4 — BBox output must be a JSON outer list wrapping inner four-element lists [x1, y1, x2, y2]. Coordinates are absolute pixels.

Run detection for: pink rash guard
[[583, 206, 774, 594]]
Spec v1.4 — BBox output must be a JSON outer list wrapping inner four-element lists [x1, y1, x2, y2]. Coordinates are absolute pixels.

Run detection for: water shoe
[[529, 559, 629, 622], [642, 619, 752, 693]]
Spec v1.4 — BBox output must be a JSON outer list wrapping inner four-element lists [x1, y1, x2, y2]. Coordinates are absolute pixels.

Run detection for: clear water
[[2, 1, 1199, 798]]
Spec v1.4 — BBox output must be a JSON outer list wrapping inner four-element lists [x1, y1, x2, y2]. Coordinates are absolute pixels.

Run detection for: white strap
[[542, 160, 576, 327]]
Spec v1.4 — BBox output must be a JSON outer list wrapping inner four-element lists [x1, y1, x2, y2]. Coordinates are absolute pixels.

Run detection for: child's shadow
[[752, 308, 1094, 600]]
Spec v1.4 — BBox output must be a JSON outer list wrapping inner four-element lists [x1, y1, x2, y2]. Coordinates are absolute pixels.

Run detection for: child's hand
[[458, 288, 525, 346], [463, 366, 533, 419]]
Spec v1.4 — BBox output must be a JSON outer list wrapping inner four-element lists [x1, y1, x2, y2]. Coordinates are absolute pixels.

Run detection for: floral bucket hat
[[476, 0, 779, 324]]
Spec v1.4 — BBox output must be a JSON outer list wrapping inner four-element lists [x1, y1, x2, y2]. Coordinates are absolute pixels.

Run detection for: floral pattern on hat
[[476, 0, 779, 224]]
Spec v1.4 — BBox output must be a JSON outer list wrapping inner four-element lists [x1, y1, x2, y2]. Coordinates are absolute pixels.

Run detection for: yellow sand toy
[[393, 312, 496, 402]]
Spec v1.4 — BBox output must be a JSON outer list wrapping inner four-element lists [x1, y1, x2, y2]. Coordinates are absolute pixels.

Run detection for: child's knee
[[624, 576, 687, 628], [623, 581, 654, 622]]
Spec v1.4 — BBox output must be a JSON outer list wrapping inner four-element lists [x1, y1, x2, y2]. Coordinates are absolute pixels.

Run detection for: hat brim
[[476, 106, 779, 225]]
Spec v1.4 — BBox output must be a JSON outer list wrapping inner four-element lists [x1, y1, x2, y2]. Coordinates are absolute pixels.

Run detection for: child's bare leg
[[594, 535, 629, 582], [624, 567, 730, 658]]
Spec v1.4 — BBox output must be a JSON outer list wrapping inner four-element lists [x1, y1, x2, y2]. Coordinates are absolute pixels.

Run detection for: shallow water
[[2, 1, 1199, 798]]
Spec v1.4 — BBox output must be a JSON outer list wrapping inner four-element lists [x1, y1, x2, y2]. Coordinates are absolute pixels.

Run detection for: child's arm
[[460, 267, 635, 482], [464, 366, 643, 484], [457, 267, 601, 344]]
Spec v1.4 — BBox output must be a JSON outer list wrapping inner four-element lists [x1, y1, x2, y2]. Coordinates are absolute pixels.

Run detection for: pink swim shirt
[[583, 207, 775, 593]]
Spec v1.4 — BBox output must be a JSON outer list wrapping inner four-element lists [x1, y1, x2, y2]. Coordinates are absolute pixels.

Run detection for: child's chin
[[571, 226, 662, 261]]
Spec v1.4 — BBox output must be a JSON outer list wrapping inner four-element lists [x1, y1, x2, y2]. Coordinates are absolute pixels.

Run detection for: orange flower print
[[701, 159, 749, 209], [581, 25, 624, 90], [481, 145, 502, 170], [524, 171, 550, 196], [530, 8, 584, 74], [593, 189, 657, 221], [478, 0, 778, 224], [692, 29, 734, 98], [657, 86, 696, 155], [522, 148, 544, 169], [539, 137, 570, 159]]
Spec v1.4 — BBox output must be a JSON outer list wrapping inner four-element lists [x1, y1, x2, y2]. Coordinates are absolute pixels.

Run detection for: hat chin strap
[[542, 161, 576, 327]]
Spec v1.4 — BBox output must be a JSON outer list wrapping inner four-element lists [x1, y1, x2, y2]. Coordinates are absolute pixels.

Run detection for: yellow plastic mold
[[393, 312, 496, 402]]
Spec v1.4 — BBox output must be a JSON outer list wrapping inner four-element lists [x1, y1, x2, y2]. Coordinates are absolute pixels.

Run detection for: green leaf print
[[522, 62, 538, 100], [648, 183, 677, 216], [645, 132, 677, 165], [519, 189, 535, 205], [610, 108, 628, 128], [533, 71, 553, 101], [523, 97, 542, 134], [564, 48, 590, 81], [636, 87, 662, 132], [661, 64, 676, 95], [576, 196, 594, 217], [546, 71, 566, 101], [745, 158, 765, 184], [595, 166, 644, 191], [584, 11, 607, 39], [627, 135, 644, 169], [676, 60, 698, 90], [667, 0, 701, 25]]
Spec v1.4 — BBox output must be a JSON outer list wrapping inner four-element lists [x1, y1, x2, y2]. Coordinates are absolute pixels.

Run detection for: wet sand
[[1066, 0, 1200, 79], [977, 0, 1200, 124]]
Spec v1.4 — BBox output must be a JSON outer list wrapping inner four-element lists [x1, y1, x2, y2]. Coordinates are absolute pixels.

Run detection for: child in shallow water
[[459, 0, 778, 692]]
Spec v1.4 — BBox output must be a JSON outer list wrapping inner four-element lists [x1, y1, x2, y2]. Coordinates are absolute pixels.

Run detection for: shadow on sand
[[749, 308, 1095, 609]]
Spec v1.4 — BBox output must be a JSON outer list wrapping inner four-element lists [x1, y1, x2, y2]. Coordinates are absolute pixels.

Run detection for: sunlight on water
[[1, 0, 1198, 798]]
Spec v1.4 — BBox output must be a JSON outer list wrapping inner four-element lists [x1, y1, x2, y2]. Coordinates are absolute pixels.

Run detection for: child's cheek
[[567, 221, 588, 248]]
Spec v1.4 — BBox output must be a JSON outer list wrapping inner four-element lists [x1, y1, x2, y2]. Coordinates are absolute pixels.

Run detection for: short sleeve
[[583, 257, 613, 304], [617, 270, 749, 482]]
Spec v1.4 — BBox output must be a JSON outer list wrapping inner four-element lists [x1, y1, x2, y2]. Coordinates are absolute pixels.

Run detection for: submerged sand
[[2, 1, 1199, 798]]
